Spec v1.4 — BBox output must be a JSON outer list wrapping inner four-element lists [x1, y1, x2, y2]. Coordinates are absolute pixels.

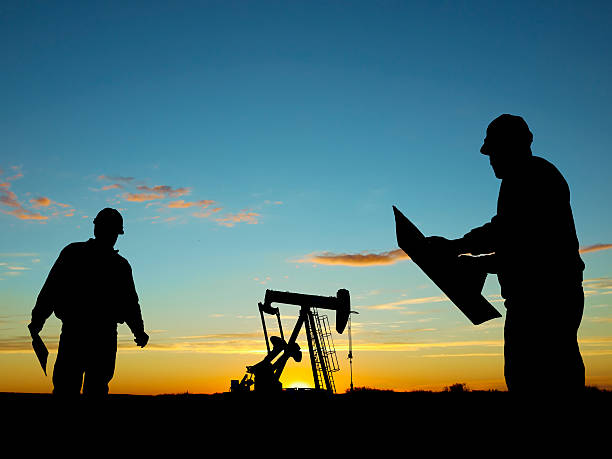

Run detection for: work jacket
[[32, 239, 145, 336], [460, 155, 584, 300]]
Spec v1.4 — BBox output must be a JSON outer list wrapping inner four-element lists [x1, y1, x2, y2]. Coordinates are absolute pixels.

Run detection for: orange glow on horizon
[[4, 348, 612, 395]]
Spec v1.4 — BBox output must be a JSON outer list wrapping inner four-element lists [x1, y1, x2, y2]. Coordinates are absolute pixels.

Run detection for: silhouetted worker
[[428, 114, 585, 394], [28, 208, 149, 397]]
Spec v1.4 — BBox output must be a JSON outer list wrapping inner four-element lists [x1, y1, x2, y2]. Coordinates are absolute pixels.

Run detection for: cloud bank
[[0, 168, 74, 221], [298, 242, 612, 267], [98, 173, 265, 227], [579, 244, 612, 254], [298, 249, 409, 266], [0, 177, 48, 221]]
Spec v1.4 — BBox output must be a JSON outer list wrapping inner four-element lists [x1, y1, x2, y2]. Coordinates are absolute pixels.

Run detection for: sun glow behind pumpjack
[[287, 381, 313, 389]]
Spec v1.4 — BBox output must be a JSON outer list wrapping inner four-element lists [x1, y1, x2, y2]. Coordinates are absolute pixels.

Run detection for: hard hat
[[480, 114, 533, 155], [93, 208, 124, 234]]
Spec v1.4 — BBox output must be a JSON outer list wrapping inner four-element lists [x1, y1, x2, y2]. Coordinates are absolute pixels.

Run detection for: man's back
[[33, 238, 143, 335], [495, 156, 584, 298]]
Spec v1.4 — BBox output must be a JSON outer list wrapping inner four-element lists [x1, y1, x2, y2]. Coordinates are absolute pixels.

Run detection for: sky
[[2, 0, 612, 394]]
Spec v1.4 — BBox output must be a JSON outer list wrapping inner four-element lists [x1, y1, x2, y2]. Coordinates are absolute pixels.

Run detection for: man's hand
[[458, 253, 498, 274], [426, 236, 463, 256], [134, 332, 149, 348], [28, 321, 43, 336], [458, 254, 482, 270]]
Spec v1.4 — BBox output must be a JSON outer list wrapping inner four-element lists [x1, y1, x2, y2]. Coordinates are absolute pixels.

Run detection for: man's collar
[[87, 238, 119, 254]]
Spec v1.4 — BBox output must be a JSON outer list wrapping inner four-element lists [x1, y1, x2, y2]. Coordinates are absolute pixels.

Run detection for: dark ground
[[3, 389, 608, 457], [3, 388, 610, 441]]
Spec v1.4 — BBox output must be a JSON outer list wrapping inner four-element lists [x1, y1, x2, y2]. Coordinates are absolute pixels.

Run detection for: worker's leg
[[503, 307, 533, 393], [504, 287, 585, 394], [82, 332, 117, 397], [547, 286, 585, 392], [52, 333, 85, 397]]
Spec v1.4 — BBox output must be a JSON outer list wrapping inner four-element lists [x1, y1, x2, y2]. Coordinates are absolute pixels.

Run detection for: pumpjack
[[231, 289, 351, 393]]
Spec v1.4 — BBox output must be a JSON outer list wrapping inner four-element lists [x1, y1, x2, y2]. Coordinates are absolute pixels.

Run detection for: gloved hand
[[134, 331, 149, 348]]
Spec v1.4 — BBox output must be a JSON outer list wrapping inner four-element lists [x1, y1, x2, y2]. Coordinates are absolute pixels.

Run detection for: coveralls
[[31, 238, 145, 396], [459, 155, 585, 392]]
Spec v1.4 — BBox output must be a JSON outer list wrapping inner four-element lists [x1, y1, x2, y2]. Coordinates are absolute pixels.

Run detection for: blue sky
[[2, 1, 612, 393]]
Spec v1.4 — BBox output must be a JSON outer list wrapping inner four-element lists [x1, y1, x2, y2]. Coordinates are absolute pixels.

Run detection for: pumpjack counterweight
[[231, 289, 352, 394]]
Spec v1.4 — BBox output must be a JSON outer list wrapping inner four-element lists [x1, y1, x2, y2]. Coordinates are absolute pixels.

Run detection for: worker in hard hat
[[428, 114, 585, 393], [28, 208, 149, 397]]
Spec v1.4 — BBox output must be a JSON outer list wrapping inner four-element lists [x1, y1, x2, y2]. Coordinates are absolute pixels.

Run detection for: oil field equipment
[[231, 289, 352, 393]]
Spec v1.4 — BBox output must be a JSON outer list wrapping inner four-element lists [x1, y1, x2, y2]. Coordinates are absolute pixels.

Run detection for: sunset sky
[[2, 1, 612, 394]]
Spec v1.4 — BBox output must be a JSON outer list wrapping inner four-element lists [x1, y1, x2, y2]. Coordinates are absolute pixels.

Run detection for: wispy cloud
[[0, 183, 48, 221], [0, 335, 57, 353], [117, 331, 267, 354], [584, 277, 612, 299], [123, 185, 192, 202], [167, 199, 214, 209], [30, 196, 71, 211], [584, 278, 612, 289], [30, 197, 52, 208], [97, 173, 267, 227], [298, 249, 409, 266], [340, 339, 503, 353], [589, 317, 612, 324], [215, 210, 260, 227], [0, 169, 74, 221], [193, 207, 222, 218], [102, 184, 122, 190], [136, 185, 191, 198], [98, 175, 134, 183], [0, 330, 268, 355], [580, 244, 612, 254], [2, 331, 609, 356], [124, 192, 165, 202], [96, 176, 134, 192], [298, 242, 612, 268], [360, 296, 448, 311], [423, 353, 503, 358], [177, 332, 263, 340], [5, 168, 23, 182]]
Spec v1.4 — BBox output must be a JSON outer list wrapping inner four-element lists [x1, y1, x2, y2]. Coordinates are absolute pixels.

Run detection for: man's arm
[[29, 249, 67, 335], [123, 264, 149, 348], [454, 216, 500, 255], [426, 217, 500, 274], [427, 216, 500, 256]]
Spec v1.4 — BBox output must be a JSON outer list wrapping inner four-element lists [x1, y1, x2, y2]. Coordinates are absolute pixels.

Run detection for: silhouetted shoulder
[[529, 155, 570, 198], [58, 241, 89, 257], [115, 253, 132, 270]]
